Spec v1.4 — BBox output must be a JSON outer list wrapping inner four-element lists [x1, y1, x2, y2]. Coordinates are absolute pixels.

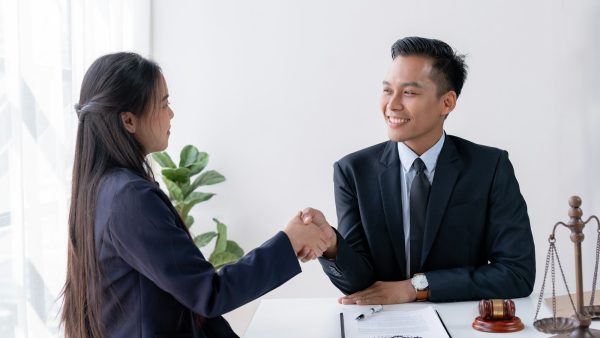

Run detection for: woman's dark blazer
[[94, 168, 301, 337]]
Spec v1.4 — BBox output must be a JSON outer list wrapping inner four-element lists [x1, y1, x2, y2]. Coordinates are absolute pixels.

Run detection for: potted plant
[[152, 145, 244, 268]]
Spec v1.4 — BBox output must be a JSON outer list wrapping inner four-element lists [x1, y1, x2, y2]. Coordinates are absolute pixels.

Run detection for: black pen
[[355, 304, 384, 320], [434, 309, 452, 338]]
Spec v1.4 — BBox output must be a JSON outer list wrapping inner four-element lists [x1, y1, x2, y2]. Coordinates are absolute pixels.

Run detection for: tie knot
[[413, 158, 426, 174]]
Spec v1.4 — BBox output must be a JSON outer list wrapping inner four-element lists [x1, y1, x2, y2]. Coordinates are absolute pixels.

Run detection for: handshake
[[283, 208, 337, 262]]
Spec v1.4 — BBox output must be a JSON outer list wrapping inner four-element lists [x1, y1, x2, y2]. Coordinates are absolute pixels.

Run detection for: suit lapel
[[378, 141, 407, 278], [421, 136, 463, 266]]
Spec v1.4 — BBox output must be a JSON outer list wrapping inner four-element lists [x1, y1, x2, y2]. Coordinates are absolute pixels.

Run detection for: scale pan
[[533, 317, 579, 333], [583, 305, 600, 319]]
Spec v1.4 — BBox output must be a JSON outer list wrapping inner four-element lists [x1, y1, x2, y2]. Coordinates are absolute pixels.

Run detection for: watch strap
[[415, 289, 428, 301]]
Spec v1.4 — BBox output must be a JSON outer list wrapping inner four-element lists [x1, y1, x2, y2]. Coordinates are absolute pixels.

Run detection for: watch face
[[412, 275, 428, 290]]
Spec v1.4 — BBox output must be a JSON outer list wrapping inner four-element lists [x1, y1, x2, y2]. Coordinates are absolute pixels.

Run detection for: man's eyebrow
[[382, 80, 423, 88]]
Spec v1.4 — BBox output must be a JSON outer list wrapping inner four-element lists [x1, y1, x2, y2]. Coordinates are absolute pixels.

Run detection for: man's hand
[[338, 280, 417, 305], [283, 212, 329, 259], [297, 207, 337, 262]]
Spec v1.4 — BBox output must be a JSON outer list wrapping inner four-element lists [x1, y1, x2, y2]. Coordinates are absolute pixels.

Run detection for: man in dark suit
[[303, 36, 535, 304]]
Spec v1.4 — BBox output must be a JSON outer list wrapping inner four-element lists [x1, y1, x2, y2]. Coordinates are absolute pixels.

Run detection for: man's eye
[[383, 88, 392, 94], [404, 91, 416, 96]]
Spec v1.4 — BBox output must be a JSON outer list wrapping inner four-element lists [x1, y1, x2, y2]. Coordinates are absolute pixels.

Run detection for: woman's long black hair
[[60, 52, 162, 338]]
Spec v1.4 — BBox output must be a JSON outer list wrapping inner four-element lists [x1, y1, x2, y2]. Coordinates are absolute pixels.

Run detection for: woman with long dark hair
[[60, 52, 331, 338]]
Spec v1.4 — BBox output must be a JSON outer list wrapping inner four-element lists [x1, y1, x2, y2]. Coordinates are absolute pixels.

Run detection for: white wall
[[152, 0, 600, 334]]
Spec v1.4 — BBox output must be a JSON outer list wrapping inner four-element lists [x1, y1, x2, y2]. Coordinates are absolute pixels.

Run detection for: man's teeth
[[388, 116, 410, 123]]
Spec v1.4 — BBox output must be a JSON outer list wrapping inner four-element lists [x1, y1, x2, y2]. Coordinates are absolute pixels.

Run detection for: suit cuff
[[318, 230, 346, 277]]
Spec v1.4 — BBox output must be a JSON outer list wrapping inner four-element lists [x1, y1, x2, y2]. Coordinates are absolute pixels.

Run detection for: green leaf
[[209, 251, 239, 269], [179, 192, 215, 219], [179, 202, 192, 221], [226, 240, 244, 258], [163, 178, 183, 202], [193, 231, 217, 248], [188, 152, 209, 176], [161, 167, 191, 184], [179, 145, 200, 168], [184, 214, 194, 228], [152, 152, 176, 168], [191, 170, 225, 190], [180, 182, 192, 199], [184, 191, 215, 205], [213, 218, 228, 254]]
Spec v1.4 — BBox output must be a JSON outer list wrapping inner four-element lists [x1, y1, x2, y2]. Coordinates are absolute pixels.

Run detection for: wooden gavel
[[478, 299, 516, 320]]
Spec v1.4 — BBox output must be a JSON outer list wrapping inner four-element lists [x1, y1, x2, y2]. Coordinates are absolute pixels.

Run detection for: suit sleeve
[[426, 151, 536, 301], [318, 161, 376, 294], [106, 181, 301, 317]]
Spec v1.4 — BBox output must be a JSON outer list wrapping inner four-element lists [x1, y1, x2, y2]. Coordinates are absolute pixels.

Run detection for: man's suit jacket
[[319, 135, 535, 301], [95, 168, 301, 337]]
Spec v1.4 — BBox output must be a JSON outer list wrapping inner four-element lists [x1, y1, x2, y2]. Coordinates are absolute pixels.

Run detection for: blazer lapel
[[378, 141, 407, 278], [421, 136, 463, 266]]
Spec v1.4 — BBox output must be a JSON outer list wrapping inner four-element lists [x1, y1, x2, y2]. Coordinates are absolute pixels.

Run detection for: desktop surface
[[244, 296, 599, 338]]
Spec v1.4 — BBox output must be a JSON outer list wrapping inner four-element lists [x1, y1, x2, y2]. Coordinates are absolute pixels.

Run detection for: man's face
[[380, 55, 455, 155]]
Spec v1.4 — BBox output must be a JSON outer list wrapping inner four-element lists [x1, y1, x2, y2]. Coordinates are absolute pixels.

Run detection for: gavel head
[[478, 299, 516, 320]]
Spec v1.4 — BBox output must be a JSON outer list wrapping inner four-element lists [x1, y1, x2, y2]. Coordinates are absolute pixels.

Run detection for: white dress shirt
[[397, 132, 445, 278]]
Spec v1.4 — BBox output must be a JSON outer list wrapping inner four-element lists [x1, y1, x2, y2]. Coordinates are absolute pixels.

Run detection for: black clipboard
[[435, 309, 453, 338], [340, 312, 345, 338]]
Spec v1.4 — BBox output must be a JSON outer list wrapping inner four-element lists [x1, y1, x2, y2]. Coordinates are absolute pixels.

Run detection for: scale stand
[[534, 196, 600, 338]]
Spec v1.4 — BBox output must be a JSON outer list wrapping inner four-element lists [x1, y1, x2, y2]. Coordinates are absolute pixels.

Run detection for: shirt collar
[[397, 132, 446, 173]]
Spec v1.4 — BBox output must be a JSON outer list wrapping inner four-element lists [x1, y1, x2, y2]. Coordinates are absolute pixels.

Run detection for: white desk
[[244, 297, 599, 338]]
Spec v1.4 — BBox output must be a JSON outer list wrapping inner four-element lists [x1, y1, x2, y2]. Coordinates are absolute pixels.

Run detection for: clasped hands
[[283, 207, 336, 263], [284, 208, 416, 305]]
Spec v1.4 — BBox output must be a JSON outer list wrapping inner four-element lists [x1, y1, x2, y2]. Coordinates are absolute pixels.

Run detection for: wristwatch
[[411, 273, 429, 301]]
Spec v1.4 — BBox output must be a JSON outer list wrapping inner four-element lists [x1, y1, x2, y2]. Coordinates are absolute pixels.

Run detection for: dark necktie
[[410, 158, 430, 276]]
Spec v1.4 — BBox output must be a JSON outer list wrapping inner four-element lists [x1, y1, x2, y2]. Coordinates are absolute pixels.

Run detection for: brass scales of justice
[[534, 196, 600, 337]]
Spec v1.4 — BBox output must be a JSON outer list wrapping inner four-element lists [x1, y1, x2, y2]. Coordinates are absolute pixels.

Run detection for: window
[[0, 0, 150, 336]]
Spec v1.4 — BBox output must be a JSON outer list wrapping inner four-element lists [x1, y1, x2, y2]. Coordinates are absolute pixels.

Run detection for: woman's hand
[[283, 212, 329, 260]]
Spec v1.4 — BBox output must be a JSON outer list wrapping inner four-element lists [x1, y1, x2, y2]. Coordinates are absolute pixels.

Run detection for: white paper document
[[342, 306, 450, 338]]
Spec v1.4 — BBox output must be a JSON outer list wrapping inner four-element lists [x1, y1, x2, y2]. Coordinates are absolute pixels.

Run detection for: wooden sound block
[[472, 316, 525, 333]]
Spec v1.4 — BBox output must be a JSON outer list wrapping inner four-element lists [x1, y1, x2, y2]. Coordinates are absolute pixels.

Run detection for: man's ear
[[121, 112, 137, 134], [441, 91, 457, 118]]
